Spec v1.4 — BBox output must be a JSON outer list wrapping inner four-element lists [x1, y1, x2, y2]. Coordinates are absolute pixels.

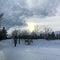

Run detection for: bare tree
[[0, 13, 4, 28], [43, 27, 52, 39], [44, 27, 52, 34], [12, 30, 18, 47], [34, 25, 40, 33], [12, 30, 18, 38]]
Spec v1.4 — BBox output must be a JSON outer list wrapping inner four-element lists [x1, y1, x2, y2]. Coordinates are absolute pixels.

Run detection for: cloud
[[0, 0, 28, 28], [0, 0, 60, 30], [27, 0, 60, 17], [56, 4, 60, 16], [26, 16, 60, 31]]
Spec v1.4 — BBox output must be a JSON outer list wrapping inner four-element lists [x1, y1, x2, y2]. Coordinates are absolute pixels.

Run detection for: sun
[[27, 22, 36, 32]]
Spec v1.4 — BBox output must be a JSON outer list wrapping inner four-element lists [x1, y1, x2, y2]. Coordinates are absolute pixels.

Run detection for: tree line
[[0, 27, 60, 40], [10, 28, 60, 40]]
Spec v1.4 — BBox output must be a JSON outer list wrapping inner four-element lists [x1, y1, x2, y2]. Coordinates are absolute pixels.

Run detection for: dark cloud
[[30, 0, 60, 17], [0, 0, 60, 29]]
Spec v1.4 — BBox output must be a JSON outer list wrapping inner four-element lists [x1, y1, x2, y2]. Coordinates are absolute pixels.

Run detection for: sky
[[0, 0, 60, 32]]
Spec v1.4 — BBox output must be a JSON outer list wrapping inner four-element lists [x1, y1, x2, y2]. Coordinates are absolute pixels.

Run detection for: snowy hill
[[0, 39, 60, 60]]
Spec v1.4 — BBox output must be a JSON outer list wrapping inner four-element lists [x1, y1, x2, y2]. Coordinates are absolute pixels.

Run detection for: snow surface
[[0, 39, 60, 60]]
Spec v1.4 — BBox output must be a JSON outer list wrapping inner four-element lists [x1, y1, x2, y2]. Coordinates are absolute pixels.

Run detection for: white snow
[[0, 39, 60, 60]]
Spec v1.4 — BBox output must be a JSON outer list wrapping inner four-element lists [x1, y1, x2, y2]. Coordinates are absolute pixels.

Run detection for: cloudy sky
[[0, 0, 60, 32]]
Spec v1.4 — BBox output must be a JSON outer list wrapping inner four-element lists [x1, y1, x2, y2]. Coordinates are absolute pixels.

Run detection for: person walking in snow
[[13, 35, 17, 47]]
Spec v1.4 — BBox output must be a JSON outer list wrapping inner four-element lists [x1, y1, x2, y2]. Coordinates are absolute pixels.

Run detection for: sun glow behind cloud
[[26, 15, 60, 31], [26, 22, 36, 32]]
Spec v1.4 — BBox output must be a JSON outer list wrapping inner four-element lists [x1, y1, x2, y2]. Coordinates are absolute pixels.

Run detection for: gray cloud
[[29, 0, 60, 17], [0, 0, 60, 29]]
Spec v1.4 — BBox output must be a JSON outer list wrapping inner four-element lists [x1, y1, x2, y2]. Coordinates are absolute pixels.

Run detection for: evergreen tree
[[2, 27, 7, 39], [51, 32, 55, 39]]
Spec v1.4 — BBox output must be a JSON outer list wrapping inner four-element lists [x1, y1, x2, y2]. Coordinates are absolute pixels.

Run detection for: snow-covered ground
[[0, 39, 60, 60]]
